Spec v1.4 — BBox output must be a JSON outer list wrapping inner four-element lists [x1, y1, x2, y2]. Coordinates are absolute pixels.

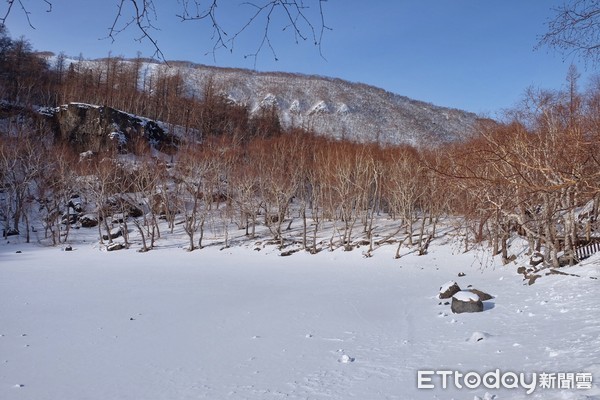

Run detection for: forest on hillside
[[1, 28, 599, 268]]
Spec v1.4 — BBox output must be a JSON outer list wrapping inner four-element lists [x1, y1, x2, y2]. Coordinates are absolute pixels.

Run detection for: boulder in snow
[[338, 354, 355, 363], [467, 331, 491, 343], [102, 227, 122, 241], [68, 195, 83, 213], [79, 214, 98, 228], [3, 228, 19, 237], [467, 288, 493, 301], [451, 291, 483, 314], [528, 274, 541, 285], [529, 252, 544, 267], [439, 281, 461, 299], [61, 212, 78, 225], [106, 242, 125, 251], [111, 213, 126, 224]]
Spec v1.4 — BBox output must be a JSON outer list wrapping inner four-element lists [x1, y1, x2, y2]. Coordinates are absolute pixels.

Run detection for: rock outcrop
[[50, 103, 178, 154]]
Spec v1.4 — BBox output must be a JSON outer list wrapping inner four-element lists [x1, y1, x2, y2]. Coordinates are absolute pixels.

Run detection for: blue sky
[[3, 1, 595, 116]]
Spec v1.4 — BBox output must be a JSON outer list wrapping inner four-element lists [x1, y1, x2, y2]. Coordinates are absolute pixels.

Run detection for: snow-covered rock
[[454, 291, 480, 302], [79, 214, 98, 228], [50, 103, 178, 154], [439, 280, 461, 299], [451, 291, 483, 314], [467, 288, 493, 301], [338, 354, 355, 363], [529, 252, 544, 267], [467, 331, 491, 343], [106, 242, 125, 251], [102, 227, 122, 241]]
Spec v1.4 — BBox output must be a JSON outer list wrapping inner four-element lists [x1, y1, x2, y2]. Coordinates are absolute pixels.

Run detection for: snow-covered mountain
[[145, 62, 481, 146], [40, 53, 482, 147]]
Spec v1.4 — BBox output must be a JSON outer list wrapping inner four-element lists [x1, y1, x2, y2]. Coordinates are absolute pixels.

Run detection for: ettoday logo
[[417, 370, 593, 394]]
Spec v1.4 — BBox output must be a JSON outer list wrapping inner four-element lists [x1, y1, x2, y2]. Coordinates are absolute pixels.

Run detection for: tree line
[[1, 31, 599, 265]]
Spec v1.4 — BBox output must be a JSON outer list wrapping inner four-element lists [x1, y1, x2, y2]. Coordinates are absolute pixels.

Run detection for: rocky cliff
[[49, 103, 178, 154]]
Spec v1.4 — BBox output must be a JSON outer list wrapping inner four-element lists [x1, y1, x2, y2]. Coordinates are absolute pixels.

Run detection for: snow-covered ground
[[1, 237, 600, 399]]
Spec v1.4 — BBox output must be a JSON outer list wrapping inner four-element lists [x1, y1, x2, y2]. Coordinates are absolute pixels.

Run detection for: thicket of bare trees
[[1, 30, 599, 265], [439, 73, 600, 266]]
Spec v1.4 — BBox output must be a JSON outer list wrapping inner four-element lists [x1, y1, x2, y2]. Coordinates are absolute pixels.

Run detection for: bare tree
[[252, 135, 299, 248], [35, 144, 78, 245], [176, 143, 209, 251], [128, 146, 166, 252], [79, 158, 121, 246], [0, 133, 44, 242], [382, 146, 425, 254], [229, 146, 262, 238]]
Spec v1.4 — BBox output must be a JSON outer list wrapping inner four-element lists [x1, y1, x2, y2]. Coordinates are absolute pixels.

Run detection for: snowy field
[[1, 236, 600, 399]]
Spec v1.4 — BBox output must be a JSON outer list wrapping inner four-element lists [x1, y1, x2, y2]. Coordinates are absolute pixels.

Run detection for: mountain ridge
[[174, 62, 482, 146], [46, 53, 483, 147]]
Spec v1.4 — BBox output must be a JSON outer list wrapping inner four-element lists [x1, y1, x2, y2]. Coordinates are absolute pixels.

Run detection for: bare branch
[[1, 0, 52, 28], [1, 0, 328, 63], [0, 0, 17, 26], [538, 0, 600, 64], [104, 1, 166, 62], [177, 1, 328, 64]]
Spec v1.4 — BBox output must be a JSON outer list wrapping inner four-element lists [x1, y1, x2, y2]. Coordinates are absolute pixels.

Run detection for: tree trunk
[[133, 219, 148, 252], [198, 219, 205, 249], [301, 208, 307, 250], [24, 213, 30, 243]]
